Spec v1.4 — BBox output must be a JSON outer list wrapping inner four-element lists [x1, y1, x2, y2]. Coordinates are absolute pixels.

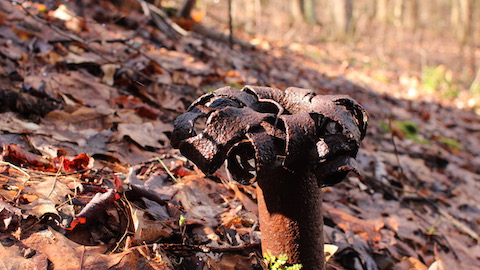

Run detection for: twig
[[140, 242, 260, 253], [110, 198, 132, 254], [1, 161, 31, 203], [79, 245, 85, 270], [387, 117, 408, 186], [138, 0, 188, 40], [47, 157, 64, 198], [156, 157, 178, 183], [0, 161, 30, 179], [227, 0, 233, 48], [437, 207, 480, 241]]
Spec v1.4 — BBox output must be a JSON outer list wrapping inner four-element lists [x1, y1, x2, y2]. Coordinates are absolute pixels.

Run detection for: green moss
[[437, 136, 462, 150], [379, 120, 429, 144], [396, 120, 418, 137], [421, 65, 459, 99]]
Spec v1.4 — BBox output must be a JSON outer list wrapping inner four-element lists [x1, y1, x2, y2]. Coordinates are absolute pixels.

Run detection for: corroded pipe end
[[171, 85, 367, 186]]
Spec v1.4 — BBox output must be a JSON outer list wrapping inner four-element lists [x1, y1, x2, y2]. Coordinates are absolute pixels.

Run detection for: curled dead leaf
[[68, 188, 119, 230]]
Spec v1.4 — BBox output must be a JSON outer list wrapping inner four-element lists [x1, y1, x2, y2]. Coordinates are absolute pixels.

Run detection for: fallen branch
[[191, 23, 255, 50], [437, 207, 480, 241], [138, 0, 188, 40], [158, 242, 260, 253]]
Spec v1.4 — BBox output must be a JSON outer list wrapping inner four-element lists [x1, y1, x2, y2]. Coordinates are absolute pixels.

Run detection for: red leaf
[[62, 153, 94, 173], [1, 144, 55, 171], [66, 216, 87, 231], [170, 166, 193, 177], [112, 95, 160, 119], [113, 174, 122, 191]]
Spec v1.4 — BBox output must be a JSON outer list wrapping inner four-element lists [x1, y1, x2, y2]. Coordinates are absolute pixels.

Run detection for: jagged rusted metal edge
[[171, 86, 368, 186]]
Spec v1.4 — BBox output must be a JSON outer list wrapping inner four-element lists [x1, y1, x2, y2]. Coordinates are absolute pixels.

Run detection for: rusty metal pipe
[[257, 168, 324, 269], [171, 86, 367, 269]]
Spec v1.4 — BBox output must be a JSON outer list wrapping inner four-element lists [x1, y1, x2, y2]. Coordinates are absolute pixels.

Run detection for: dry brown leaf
[[328, 209, 384, 242], [44, 106, 114, 130], [22, 228, 111, 269], [126, 166, 179, 202], [131, 207, 173, 244], [0, 112, 41, 134], [22, 227, 164, 270], [25, 71, 119, 108], [20, 176, 72, 217], [113, 95, 161, 120], [116, 121, 172, 149], [0, 240, 49, 270], [69, 188, 119, 230], [229, 182, 258, 215], [202, 253, 258, 270], [174, 176, 228, 226]]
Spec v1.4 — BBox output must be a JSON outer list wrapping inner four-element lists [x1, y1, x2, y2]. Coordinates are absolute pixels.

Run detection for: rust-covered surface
[[171, 85, 367, 186], [171, 85, 368, 269]]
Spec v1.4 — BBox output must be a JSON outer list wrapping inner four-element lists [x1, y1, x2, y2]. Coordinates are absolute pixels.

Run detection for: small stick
[[156, 158, 178, 183]]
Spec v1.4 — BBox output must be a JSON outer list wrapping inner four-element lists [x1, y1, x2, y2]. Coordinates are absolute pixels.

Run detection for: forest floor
[[0, 1, 479, 269]]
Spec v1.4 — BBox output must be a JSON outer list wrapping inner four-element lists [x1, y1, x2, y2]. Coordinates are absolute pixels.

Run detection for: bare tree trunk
[[403, 0, 418, 29], [375, 0, 390, 23], [290, 0, 304, 24], [393, 0, 404, 27], [228, 0, 233, 48], [328, 0, 353, 40], [303, 0, 318, 24], [177, 0, 196, 18], [451, 0, 474, 45]]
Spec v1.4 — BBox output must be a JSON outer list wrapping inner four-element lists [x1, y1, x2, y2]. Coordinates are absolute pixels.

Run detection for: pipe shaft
[[257, 169, 325, 270]]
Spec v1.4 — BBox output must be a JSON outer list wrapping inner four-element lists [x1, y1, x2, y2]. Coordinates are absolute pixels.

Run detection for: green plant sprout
[[263, 251, 303, 270], [379, 120, 429, 144], [178, 214, 186, 227]]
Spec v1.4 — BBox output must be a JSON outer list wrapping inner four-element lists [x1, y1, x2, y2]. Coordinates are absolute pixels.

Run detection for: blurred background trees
[[164, 0, 479, 100]]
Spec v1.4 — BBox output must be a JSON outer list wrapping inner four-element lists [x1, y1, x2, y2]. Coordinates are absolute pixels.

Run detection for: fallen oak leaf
[[67, 188, 120, 230], [22, 227, 163, 269]]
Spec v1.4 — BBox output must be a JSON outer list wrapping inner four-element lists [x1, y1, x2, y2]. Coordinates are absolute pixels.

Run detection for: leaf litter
[[0, 0, 479, 269]]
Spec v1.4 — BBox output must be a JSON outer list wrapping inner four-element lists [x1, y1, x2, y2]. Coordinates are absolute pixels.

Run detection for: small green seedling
[[178, 214, 186, 227], [263, 251, 303, 270], [437, 136, 462, 151]]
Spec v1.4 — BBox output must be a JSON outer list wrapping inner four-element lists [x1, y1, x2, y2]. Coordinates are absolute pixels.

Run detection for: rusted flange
[[171, 85, 367, 269], [171, 85, 367, 186]]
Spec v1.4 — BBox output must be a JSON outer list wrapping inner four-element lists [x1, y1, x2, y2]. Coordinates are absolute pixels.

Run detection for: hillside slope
[[0, 1, 479, 269]]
